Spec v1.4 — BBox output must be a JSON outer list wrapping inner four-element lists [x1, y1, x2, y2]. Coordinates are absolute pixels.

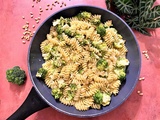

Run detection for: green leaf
[[142, 18, 160, 28], [131, 0, 139, 6], [134, 28, 151, 36], [139, 0, 155, 22], [126, 16, 139, 28], [146, 6, 160, 20], [105, 0, 111, 10], [113, 0, 135, 15]]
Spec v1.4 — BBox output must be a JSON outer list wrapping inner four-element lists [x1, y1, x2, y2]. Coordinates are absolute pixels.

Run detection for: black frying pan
[[7, 5, 141, 120]]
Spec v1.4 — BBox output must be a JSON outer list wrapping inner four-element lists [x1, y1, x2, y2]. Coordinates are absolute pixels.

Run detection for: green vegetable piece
[[51, 88, 62, 99], [102, 93, 111, 106], [36, 68, 47, 79], [113, 40, 124, 49], [57, 35, 64, 41], [116, 58, 129, 67], [6, 66, 26, 85], [93, 90, 103, 104], [66, 90, 74, 101], [70, 83, 77, 91], [90, 51, 95, 58], [96, 23, 106, 37], [77, 11, 92, 19], [64, 29, 75, 37], [114, 68, 126, 80], [75, 34, 84, 41], [78, 69, 83, 74], [98, 43, 107, 51], [43, 44, 52, 53], [58, 79, 66, 88], [42, 53, 52, 60], [80, 39, 90, 46], [91, 18, 101, 25], [90, 52, 100, 59], [92, 41, 99, 47], [56, 25, 63, 34], [96, 59, 108, 71], [94, 90, 111, 105]]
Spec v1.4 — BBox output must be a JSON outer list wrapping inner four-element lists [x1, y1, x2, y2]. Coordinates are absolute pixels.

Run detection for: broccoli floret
[[77, 11, 92, 19], [65, 83, 77, 101], [53, 19, 60, 26], [64, 29, 75, 37], [92, 40, 102, 47], [116, 58, 129, 67], [97, 43, 107, 51], [75, 34, 84, 40], [36, 68, 47, 79], [51, 88, 62, 99], [101, 93, 111, 106], [56, 25, 63, 34], [93, 91, 111, 106], [6, 66, 26, 85], [66, 90, 75, 101], [59, 17, 68, 26], [96, 59, 108, 71], [90, 52, 100, 59], [57, 35, 64, 41], [58, 79, 66, 88], [96, 23, 106, 37], [114, 68, 126, 80], [52, 58, 66, 68], [70, 83, 77, 91], [93, 90, 103, 104], [78, 69, 84, 74], [92, 41, 107, 51], [43, 44, 53, 53], [113, 39, 125, 49], [91, 18, 101, 25], [42, 53, 52, 60], [80, 39, 90, 46], [54, 17, 69, 34]]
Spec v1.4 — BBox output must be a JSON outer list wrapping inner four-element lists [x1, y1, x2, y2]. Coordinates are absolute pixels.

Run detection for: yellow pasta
[[36, 11, 130, 111]]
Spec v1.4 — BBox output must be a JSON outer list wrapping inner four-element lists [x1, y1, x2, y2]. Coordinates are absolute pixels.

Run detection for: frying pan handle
[[7, 87, 49, 120]]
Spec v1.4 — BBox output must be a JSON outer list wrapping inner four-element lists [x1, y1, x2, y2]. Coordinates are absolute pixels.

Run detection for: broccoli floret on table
[[93, 90, 111, 106], [96, 23, 106, 37], [36, 68, 47, 79], [6, 66, 26, 85]]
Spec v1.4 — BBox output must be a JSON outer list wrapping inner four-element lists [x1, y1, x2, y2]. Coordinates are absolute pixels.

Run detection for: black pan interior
[[28, 5, 141, 117]]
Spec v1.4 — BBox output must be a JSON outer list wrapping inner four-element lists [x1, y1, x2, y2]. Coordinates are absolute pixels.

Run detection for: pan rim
[[27, 5, 141, 117]]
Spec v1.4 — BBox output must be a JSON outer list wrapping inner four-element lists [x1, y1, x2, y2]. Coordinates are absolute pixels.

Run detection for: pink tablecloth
[[0, 0, 160, 120]]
